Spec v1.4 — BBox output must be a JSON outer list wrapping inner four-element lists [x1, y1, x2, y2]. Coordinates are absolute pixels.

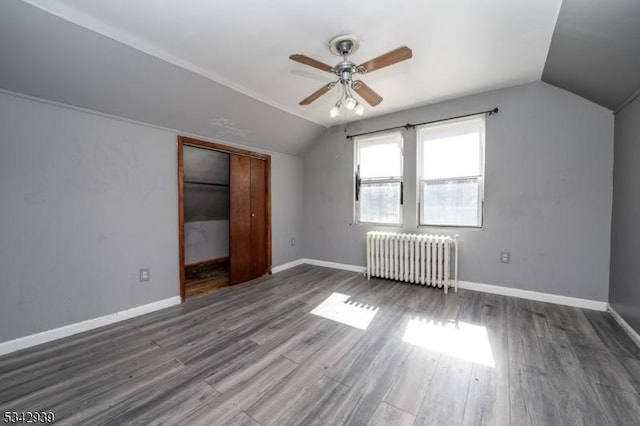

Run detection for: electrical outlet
[[290, 238, 296, 246], [139, 268, 150, 282], [500, 252, 510, 264]]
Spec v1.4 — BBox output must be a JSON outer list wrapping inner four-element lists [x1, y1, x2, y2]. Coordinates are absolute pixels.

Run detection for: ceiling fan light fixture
[[328, 82, 360, 117], [292, 35, 412, 119], [344, 97, 358, 110]]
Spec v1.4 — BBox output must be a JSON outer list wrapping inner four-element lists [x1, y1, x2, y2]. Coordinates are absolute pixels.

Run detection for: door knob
[[251, 213, 255, 217]]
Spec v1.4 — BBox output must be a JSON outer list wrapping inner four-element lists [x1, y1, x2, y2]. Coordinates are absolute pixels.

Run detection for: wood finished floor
[[185, 261, 230, 299], [1, 264, 639, 425]]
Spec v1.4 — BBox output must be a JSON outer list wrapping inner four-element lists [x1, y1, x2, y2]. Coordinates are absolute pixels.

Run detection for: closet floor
[[185, 259, 230, 299]]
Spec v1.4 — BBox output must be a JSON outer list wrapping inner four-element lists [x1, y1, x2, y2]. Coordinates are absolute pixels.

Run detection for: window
[[355, 132, 403, 225], [418, 115, 484, 227]]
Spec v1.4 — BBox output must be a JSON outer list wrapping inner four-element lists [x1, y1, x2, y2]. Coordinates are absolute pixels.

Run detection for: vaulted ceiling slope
[[543, 0, 640, 112], [17, 0, 562, 128], [3, 1, 637, 156], [0, 1, 324, 156]]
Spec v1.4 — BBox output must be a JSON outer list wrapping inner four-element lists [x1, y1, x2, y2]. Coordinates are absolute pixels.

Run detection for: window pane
[[422, 134, 480, 179], [359, 138, 402, 179], [419, 117, 483, 179], [360, 182, 401, 224], [421, 178, 479, 226]]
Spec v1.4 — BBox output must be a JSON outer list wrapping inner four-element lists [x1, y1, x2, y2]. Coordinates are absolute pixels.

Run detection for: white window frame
[[354, 131, 404, 226], [417, 115, 485, 228]]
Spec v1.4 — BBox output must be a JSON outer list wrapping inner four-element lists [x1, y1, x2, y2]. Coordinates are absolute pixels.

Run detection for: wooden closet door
[[229, 154, 267, 284], [250, 157, 267, 277], [230, 154, 252, 284]]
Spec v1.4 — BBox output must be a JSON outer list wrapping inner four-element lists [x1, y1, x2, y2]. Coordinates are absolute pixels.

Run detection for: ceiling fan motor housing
[[336, 40, 354, 55], [329, 35, 360, 83], [337, 63, 357, 83], [329, 34, 360, 56]]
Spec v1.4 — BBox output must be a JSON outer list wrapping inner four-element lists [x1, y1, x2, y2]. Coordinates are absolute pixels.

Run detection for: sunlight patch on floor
[[310, 292, 378, 330], [403, 318, 495, 367]]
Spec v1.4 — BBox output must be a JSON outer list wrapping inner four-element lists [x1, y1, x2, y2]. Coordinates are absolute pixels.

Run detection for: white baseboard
[[608, 305, 640, 348], [0, 263, 612, 357], [0, 296, 181, 357], [458, 280, 607, 311], [272, 258, 306, 274], [296, 259, 607, 312], [304, 258, 366, 274]]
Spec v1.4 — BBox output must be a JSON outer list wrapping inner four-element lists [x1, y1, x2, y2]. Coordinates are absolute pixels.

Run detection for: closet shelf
[[184, 180, 230, 188]]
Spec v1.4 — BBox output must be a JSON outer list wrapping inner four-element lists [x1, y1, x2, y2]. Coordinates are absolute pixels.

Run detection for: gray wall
[[0, 90, 304, 343], [609, 94, 640, 332], [303, 82, 613, 301], [272, 153, 304, 266], [184, 220, 229, 264]]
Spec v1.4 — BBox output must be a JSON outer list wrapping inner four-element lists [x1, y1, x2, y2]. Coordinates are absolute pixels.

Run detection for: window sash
[[357, 134, 403, 179], [417, 115, 485, 228], [358, 179, 403, 225], [418, 122, 484, 179], [355, 131, 404, 226], [360, 177, 403, 184], [419, 176, 483, 227]]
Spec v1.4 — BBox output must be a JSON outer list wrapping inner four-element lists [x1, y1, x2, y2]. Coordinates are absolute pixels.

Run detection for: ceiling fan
[[290, 35, 412, 117]]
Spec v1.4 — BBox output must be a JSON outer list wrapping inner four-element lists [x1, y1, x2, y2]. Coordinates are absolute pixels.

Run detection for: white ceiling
[[23, 0, 562, 127]]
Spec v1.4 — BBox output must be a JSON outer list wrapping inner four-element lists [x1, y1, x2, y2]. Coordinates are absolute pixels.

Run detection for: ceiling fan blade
[[299, 83, 334, 105], [352, 80, 383, 106], [289, 54, 334, 72], [357, 46, 412, 73]]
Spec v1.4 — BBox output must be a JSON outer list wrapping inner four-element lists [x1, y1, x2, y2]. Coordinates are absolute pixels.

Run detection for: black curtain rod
[[345, 107, 499, 139]]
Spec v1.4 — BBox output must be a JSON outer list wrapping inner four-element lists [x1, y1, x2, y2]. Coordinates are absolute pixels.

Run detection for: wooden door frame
[[177, 136, 272, 302]]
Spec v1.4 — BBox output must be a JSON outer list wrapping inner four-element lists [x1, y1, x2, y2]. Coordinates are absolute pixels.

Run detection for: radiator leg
[[444, 240, 450, 295], [366, 234, 370, 280]]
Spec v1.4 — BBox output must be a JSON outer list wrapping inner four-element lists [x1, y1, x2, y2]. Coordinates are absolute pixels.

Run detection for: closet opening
[[178, 136, 271, 301], [182, 145, 230, 298]]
